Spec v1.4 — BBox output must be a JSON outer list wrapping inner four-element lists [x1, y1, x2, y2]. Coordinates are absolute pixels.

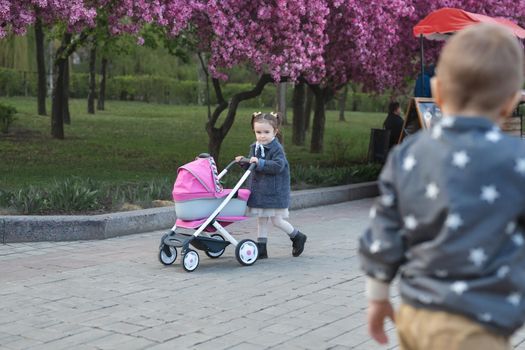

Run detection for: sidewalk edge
[[1, 182, 378, 243]]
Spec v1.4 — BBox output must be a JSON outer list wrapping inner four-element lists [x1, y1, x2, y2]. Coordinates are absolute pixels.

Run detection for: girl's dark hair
[[388, 101, 400, 115], [251, 111, 283, 143]]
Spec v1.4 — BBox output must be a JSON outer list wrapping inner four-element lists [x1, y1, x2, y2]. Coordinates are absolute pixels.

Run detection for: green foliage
[[0, 102, 17, 133], [9, 186, 48, 214], [108, 179, 172, 209], [0, 163, 381, 214], [0, 68, 36, 97], [327, 134, 351, 166], [0, 97, 385, 193], [291, 164, 382, 188], [0, 67, 399, 112], [1, 177, 174, 215], [47, 178, 100, 212]]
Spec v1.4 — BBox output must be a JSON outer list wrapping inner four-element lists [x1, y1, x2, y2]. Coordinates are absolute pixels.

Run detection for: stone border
[[0, 181, 378, 243]]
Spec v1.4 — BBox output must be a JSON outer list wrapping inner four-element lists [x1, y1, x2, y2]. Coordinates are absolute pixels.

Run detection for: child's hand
[[249, 157, 258, 164], [235, 156, 243, 162], [367, 300, 395, 345]]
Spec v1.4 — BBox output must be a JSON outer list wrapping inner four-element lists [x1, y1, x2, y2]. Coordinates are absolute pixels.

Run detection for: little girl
[[236, 111, 307, 259]]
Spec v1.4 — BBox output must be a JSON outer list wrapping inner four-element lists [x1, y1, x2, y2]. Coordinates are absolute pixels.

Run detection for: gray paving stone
[[1, 199, 525, 350]]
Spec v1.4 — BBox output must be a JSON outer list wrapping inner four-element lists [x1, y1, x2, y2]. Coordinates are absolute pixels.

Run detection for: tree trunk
[[351, 84, 358, 111], [309, 85, 327, 153], [87, 38, 97, 114], [206, 74, 273, 163], [338, 85, 348, 122], [50, 31, 89, 138], [97, 57, 107, 111], [305, 86, 313, 131], [51, 53, 68, 139], [292, 82, 306, 146], [277, 82, 288, 125], [63, 56, 71, 124], [34, 17, 47, 116]]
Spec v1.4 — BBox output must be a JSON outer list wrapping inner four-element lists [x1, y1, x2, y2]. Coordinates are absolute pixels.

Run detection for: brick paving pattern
[[1, 199, 524, 349]]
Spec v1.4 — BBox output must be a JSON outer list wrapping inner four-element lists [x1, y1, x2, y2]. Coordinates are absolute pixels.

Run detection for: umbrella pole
[[420, 34, 425, 96]]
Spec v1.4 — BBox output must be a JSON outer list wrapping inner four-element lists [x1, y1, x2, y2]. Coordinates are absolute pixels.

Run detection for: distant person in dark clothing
[[414, 65, 435, 97], [383, 101, 404, 149]]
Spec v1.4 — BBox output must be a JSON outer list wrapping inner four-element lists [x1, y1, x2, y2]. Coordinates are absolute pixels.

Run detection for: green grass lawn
[[0, 96, 384, 189]]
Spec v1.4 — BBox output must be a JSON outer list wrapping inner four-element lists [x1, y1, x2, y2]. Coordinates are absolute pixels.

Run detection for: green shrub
[[0, 165, 380, 215], [291, 164, 381, 188], [108, 179, 172, 208], [327, 134, 351, 166], [47, 178, 101, 213], [10, 186, 48, 214], [70, 73, 90, 98], [0, 68, 36, 97], [0, 102, 17, 133], [0, 188, 13, 207], [0, 67, 401, 113], [0, 177, 174, 215]]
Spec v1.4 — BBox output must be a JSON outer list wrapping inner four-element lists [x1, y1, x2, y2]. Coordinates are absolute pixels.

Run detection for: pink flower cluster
[[2, 0, 524, 92]]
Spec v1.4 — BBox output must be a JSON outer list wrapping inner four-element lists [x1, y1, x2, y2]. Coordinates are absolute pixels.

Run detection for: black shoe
[[257, 242, 268, 259], [291, 231, 307, 257]]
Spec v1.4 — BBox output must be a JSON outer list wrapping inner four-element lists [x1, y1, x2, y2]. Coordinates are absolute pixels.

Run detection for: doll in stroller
[[158, 153, 259, 272]]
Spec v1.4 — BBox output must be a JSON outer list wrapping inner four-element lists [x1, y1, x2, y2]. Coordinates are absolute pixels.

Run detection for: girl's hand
[[235, 156, 243, 162], [250, 157, 258, 164]]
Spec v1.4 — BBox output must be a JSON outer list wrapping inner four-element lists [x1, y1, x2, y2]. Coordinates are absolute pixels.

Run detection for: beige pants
[[396, 304, 510, 350]]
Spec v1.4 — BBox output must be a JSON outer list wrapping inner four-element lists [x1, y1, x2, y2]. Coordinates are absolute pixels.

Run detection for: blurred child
[[359, 23, 525, 350]]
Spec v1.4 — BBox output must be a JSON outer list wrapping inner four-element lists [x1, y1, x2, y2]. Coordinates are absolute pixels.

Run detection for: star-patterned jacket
[[359, 116, 525, 336]]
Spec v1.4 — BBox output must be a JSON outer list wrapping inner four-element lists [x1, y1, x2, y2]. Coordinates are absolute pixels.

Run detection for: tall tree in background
[[34, 14, 47, 116], [87, 36, 97, 114], [2, 0, 524, 146], [292, 82, 306, 146], [338, 85, 348, 122], [159, 1, 329, 162], [97, 56, 108, 110], [0, 0, 168, 138]]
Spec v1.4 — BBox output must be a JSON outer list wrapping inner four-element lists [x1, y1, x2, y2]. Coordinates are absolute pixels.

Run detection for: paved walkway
[[1, 199, 524, 349]]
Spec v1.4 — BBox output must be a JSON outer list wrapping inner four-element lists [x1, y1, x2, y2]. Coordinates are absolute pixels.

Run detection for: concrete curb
[[0, 181, 378, 243]]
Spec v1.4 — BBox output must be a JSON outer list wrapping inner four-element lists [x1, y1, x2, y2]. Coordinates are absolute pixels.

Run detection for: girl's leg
[[257, 217, 270, 240], [271, 216, 307, 257], [270, 216, 295, 236], [256, 217, 269, 259]]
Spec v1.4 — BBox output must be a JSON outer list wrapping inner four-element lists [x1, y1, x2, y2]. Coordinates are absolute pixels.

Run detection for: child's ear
[[499, 91, 521, 119]]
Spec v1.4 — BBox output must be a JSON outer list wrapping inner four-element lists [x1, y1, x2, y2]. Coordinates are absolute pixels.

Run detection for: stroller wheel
[[235, 239, 258, 266], [183, 249, 200, 272], [205, 234, 226, 259], [159, 244, 177, 265]]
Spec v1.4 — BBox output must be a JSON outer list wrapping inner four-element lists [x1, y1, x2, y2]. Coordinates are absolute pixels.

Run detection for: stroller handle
[[218, 158, 256, 180]]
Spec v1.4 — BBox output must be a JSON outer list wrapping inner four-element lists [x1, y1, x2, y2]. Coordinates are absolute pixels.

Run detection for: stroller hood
[[172, 157, 224, 201]]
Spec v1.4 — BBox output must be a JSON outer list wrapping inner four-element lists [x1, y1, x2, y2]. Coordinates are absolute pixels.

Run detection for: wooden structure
[[399, 97, 523, 143]]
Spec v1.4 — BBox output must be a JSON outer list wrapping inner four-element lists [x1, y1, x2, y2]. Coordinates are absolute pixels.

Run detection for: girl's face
[[253, 121, 277, 145]]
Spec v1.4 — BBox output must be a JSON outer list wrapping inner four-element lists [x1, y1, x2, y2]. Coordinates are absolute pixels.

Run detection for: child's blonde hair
[[436, 23, 524, 114]]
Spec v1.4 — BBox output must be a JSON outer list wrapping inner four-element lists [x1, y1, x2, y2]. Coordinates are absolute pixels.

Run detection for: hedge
[[1, 67, 393, 112]]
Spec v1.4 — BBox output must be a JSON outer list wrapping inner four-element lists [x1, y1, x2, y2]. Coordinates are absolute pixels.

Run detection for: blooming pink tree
[[3, 0, 524, 149], [1, 0, 172, 138], [175, 0, 525, 156]]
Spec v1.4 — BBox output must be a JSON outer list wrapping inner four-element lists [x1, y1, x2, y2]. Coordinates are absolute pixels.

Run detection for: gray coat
[[242, 138, 290, 209], [359, 116, 525, 336]]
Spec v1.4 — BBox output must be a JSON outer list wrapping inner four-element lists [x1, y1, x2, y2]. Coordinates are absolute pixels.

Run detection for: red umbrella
[[413, 8, 525, 40], [412, 8, 525, 94]]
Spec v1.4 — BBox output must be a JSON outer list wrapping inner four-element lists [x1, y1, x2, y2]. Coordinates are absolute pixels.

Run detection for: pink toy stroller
[[158, 153, 259, 272]]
